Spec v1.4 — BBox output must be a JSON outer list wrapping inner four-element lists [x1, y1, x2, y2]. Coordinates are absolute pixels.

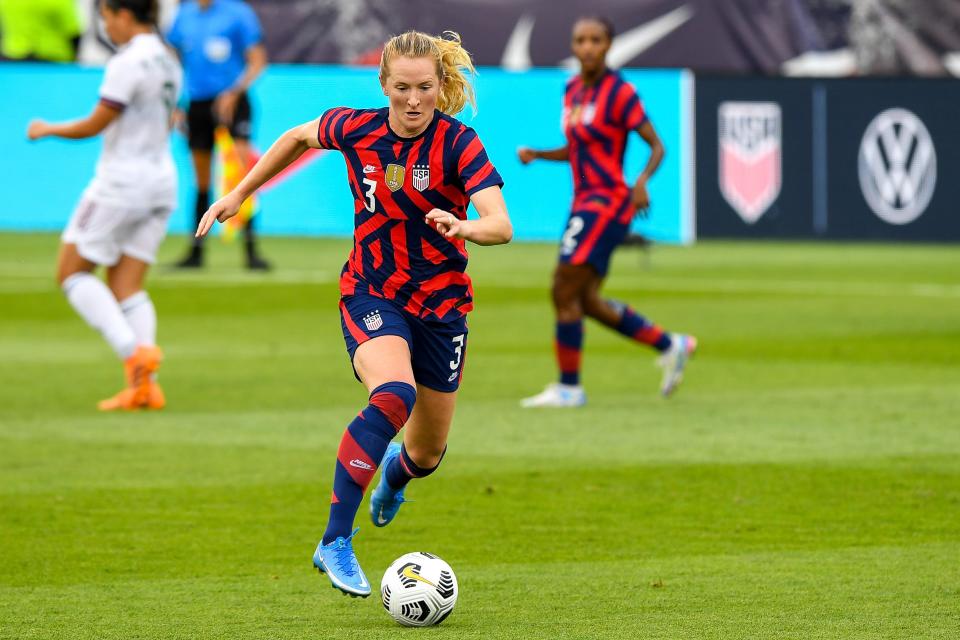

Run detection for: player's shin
[[322, 381, 415, 543], [606, 299, 672, 352], [384, 444, 446, 490]]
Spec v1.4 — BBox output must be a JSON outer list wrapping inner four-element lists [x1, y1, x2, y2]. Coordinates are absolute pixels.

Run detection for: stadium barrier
[[0, 63, 692, 244], [696, 76, 959, 241]]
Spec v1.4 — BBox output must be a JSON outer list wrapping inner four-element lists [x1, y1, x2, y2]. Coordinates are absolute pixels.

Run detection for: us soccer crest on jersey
[[412, 165, 430, 192]]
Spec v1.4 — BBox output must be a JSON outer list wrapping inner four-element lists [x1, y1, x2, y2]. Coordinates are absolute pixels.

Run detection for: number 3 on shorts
[[449, 334, 465, 370], [561, 216, 585, 256]]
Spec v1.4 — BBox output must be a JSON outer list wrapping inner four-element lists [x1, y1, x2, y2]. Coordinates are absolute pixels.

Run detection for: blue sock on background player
[[384, 444, 446, 489], [323, 381, 416, 544], [555, 320, 584, 386], [610, 300, 672, 352]]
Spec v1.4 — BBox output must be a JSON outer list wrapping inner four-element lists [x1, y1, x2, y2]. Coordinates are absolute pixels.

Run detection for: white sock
[[62, 272, 137, 360], [119, 291, 157, 346]]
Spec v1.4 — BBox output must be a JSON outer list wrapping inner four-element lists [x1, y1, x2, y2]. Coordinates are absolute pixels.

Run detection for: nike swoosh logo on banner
[[560, 5, 695, 70], [501, 13, 536, 70]]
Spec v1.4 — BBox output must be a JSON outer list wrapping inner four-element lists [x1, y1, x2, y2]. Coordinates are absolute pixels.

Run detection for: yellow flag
[[213, 126, 256, 242]]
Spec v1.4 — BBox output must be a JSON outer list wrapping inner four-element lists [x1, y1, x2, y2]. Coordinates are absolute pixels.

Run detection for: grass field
[[1, 232, 958, 639]]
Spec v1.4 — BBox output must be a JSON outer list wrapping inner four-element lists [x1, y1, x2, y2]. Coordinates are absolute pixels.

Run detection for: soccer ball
[[380, 552, 458, 627]]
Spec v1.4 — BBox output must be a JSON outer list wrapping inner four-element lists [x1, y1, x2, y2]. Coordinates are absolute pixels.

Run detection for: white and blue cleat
[[370, 442, 408, 527], [313, 528, 371, 598], [657, 333, 698, 397], [520, 383, 587, 408]]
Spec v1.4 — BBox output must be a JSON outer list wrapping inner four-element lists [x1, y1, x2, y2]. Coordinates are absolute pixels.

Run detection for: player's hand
[[171, 108, 187, 134], [195, 194, 242, 238], [517, 147, 536, 165], [214, 90, 239, 126], [631, 180, 651, 218], [426, 209, 467, 240], [26, 120, 49, 141]]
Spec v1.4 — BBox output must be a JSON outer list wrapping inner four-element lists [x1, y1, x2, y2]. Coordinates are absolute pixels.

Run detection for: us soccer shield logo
[[412, 165, 430, 192], [718, 102, 782, 224], [363, 310, 383, 331], [385, 164, 405, 192]]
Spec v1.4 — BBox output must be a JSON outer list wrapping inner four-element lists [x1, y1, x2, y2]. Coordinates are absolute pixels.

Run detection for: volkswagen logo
[[858, 108, 937, 225]]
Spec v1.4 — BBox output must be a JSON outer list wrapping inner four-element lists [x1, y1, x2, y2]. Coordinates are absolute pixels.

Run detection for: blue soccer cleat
[[312, 528, 371, 597], [370, 442, 408, 527]]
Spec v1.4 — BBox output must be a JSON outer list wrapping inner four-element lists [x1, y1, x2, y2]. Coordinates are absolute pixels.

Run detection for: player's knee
[[368, 381, 417, 432], [401, 443, 446, 477]]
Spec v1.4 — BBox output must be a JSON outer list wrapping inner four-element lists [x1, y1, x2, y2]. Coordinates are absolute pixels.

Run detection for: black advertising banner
[[695, 78, 814, 239], [824, 79, 960, 241], [695, 77, 960, 241]]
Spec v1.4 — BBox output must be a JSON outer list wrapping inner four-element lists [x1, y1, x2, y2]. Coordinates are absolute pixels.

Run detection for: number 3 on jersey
[[362, 177, 377, 212]]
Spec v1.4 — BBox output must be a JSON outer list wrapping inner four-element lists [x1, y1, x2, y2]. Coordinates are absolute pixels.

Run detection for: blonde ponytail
[[379, 30, 477, 116]]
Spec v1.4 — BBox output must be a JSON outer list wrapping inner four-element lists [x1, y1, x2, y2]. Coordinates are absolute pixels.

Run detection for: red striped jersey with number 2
[[563, 69, 647, 223]]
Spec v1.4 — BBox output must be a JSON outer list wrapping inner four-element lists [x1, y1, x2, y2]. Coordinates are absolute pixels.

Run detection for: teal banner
[[2, 63, 691, 244]]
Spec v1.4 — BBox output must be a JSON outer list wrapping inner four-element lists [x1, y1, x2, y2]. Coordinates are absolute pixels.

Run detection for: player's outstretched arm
[[196, 118, 321, 237], [26, 103, 121, 141], [517, 145, 569, 164], [425, 186, 512, 246]]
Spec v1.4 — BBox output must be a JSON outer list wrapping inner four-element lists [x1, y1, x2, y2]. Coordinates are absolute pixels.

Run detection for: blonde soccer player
[[196, 30, 512, 597], [27, 0, 182, 411]]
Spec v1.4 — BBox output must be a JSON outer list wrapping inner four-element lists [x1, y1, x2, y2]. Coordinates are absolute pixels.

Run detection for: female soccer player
[[518, 16, 696, 408], [196, 30, 512, 597], [27, 0, 181, 411]]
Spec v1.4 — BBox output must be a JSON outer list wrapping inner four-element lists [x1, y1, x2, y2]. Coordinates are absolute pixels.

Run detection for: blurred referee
[[167, 0, 270, 269]]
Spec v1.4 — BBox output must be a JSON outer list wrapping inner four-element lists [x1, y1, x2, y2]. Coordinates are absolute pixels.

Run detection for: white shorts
[[62, 194, 172, 266]]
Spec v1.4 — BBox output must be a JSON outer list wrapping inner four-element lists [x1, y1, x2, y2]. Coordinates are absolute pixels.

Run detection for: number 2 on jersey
[[561, 215, 585, 255]]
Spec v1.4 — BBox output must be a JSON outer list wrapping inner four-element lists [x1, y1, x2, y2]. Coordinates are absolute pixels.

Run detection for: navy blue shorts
[[558, 208, 630, 277], [340, 293, 468, 393]]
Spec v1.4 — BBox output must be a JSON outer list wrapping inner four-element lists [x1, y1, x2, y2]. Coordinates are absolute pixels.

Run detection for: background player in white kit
[[27, 0, 182, 411]]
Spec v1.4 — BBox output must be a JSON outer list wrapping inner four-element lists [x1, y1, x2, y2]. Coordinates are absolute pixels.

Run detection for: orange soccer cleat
[[97, 345, 164, 411]]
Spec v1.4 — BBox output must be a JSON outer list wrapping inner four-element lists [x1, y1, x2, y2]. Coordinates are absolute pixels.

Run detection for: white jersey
[[89, 33, 182, 209]]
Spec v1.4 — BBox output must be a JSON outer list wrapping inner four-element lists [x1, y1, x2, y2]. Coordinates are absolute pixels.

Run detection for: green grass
[[1, 232, 958, 639]]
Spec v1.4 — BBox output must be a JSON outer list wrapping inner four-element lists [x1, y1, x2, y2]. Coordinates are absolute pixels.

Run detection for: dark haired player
[[26, 0, 181, 410], [518, 16, 696, 407]]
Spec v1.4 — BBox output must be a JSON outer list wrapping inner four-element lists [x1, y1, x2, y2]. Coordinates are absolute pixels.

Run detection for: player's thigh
[[61, 196, 127, 271], [408, 316, 468, 394], [341, 295, 416, 391], [353, 336, 416, 391], [403, 384, 457, 466], [56, 243, 97, 284], [552, 262, 595, 303]]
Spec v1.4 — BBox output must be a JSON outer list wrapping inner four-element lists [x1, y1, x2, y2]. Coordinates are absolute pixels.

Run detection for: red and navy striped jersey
[[316, 107, 503, 322], [563, 69, 647, 219]]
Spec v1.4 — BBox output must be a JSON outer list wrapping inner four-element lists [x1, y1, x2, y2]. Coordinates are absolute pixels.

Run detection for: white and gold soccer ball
[[380, 552, 458, 627]]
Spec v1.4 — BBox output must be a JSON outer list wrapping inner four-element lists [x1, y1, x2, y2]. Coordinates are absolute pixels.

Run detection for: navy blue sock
[[555, 320, 584, 385], [323, 381, 416, 544], [611, 300, 672, 352], [384, 444, 446, 490]]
